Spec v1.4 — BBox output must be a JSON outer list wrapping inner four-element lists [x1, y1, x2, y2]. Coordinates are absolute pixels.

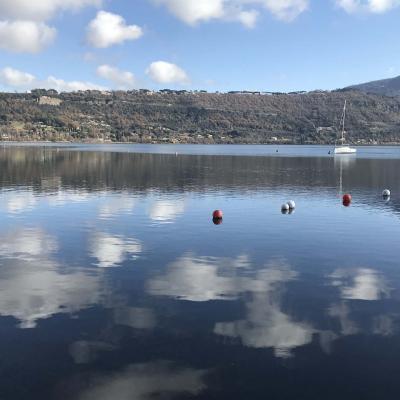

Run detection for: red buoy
[[213, 210, 223, 219], [343, 194, 352, 203], [213, 217, 223, 225], [343, 194, 352, 207]]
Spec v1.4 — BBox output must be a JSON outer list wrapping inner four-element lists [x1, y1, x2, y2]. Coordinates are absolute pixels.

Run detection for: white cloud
[[153, 0, 308, 26], [0, 67, 106, 92], [0, 0, 102, 22], [97, 65, 136, 90], [44, 75, 106, 92], [235, 9, 259, 27], [0, 66, 35, 86], [154, 0, 225, 25], [0, 20, 56, 53], [146, 61, 190, 85], [260, 0, 309, 21], [86, 11, 143, 48], [90, 232, 142, 268], [369, 0, 400, 12], [336, 0, 400, 13], [337, 0, 362, 12], [0, 0, 101, 53]]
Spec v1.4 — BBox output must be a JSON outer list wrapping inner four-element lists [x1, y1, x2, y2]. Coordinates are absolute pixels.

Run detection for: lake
[[1, 144, 400, 399]]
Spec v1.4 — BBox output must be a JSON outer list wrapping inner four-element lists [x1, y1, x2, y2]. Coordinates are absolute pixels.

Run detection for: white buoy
[[382, 189, 391, 197], [281, 203, 289, 211], [287, 200, 296, 209]]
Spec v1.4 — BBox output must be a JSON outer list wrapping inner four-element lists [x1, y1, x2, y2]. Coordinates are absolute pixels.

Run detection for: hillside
[[347, 75, 400, 97], [1, 89, 400, 144]]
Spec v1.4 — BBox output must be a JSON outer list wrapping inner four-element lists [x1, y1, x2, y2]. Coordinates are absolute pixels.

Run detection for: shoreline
[[2, 141, 400, 147]]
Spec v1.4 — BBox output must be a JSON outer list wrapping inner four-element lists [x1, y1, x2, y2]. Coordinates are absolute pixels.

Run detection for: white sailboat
[[334, 100, 357, 155]]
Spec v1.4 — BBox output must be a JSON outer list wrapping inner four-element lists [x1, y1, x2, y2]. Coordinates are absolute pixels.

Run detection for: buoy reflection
[[213, 217, 223, 225], [281, 209, 295, 215], [343, 199, 351, 207]]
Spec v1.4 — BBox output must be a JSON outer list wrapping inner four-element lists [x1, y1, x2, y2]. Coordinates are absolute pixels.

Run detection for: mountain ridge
[[346, 75, 400, 97]]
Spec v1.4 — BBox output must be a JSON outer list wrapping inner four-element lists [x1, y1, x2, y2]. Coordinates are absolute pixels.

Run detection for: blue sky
[[0, 0, 399, 92]]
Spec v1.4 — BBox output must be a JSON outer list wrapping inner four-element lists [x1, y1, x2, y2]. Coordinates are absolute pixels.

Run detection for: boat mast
[[341, 100, 347, 143]]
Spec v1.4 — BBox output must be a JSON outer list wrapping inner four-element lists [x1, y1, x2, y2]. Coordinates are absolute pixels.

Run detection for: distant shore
[[2, 141, 400, 147], [2, 90, 400, 146]]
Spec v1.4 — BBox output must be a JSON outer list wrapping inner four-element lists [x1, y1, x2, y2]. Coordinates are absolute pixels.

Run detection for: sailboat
[[334, 100, 357, 155]]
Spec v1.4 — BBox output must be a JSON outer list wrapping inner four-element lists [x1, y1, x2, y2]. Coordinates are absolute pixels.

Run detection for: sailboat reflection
[[335, 156, 356, 205]]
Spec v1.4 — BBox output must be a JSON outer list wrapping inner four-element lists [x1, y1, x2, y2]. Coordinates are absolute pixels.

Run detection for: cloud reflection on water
[[90, 232, 142, 268], [0, 261, 101, 329], [0, 228, 101, 328], [148, 254, 315, 357], [215, 292, 314, 358], [147, 253, 399, 358], [147, 254, 267, 301], [114, 307, 156, 330], [69, 341, 116, 365], [330, 268, 390, 301], [0, 228, 57, 261], [328, 302, 359, 336], [1, 190, 37, 215], [0, 224, 144, 330], [149, 199, 185, 223], [46, 190, 90, 207], [76, 361, 207, 400], [98, 195, 136, 220], [213, 261, 314, 358]]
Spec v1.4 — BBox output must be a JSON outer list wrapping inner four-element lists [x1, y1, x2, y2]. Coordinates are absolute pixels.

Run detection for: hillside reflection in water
[[1, 146, 400, 400]]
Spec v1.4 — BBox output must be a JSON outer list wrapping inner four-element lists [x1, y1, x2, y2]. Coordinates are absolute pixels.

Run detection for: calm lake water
[[1, 144, 400, 399]]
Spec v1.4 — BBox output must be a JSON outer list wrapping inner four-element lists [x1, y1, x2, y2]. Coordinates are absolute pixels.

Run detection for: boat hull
[[334, 146, 357, 155]]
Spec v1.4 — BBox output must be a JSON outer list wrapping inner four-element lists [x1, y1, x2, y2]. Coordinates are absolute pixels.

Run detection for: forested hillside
[[1, 88, 400, 144]]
